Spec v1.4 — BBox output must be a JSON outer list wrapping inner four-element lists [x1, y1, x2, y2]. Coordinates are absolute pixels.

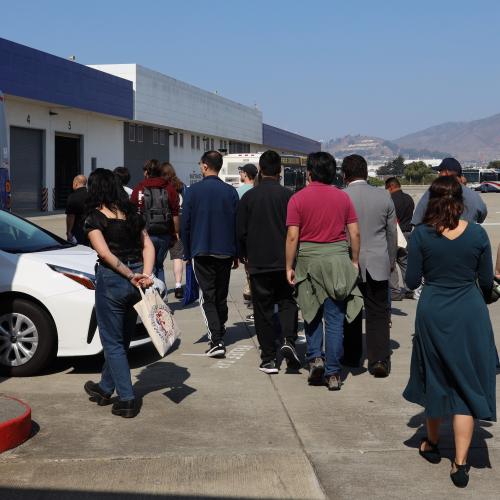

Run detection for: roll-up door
[[10, 127, 43, 212]]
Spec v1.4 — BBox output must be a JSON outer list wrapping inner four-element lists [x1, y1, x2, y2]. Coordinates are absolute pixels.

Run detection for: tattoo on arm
[[116, 259, 123, 269]]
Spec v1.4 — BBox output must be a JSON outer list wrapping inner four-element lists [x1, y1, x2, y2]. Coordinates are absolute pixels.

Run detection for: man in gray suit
[[342, 155, 397, 377]]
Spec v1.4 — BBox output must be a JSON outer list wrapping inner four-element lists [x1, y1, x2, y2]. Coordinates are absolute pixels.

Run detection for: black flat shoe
[[84, 381, 112, 406], [418, 437, 441, 464], [112, 399, 140, 418], [370, 360, 390, 378], [450, 462, 469, 488]]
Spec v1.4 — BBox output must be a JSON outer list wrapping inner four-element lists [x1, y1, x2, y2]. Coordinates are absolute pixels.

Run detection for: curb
[[0, 396, 32, 453]]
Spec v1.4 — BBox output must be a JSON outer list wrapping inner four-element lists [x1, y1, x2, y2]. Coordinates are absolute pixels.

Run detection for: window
[[153, 128, 159, 144], [203, 138, 209, 152], [137, 125, 143, 143], [128, 124, 136, 142], [180, 133, 184, 148], [173, 132, 178, 147], [211, 138, 214, 150], [196, 136, 200, 150], [219, 139, 223, 150], [159, 129, 165, 146], [224, 140, 227, 149], [191, 135, 195, 149]]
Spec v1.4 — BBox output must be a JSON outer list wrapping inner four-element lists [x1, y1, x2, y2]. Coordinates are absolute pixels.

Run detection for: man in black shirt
[[66, 174, 88, 245], [385, 177, 415, 300], [237, 150, 301, 374]]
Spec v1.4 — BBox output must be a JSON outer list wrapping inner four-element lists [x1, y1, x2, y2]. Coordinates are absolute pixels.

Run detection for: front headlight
[[47, 264, 96, 290]]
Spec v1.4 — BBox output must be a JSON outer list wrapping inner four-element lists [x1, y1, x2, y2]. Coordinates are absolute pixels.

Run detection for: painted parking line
[[481, 223, 500, 226], [212, 345, 254, 369]]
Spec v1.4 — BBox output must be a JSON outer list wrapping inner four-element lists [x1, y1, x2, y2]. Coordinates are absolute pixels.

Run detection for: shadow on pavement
[[0, 489, 276, 500], [404, 411, 493, 469], [134, 361, 196, 404]]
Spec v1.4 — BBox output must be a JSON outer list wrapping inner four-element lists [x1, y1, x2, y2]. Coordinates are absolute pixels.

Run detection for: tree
[[404, 161, 435, 184], [487, 160, 500, 169], [377, 155, 405, 176]]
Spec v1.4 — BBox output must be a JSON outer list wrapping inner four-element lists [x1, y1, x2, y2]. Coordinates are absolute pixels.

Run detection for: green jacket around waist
[[295, 241, 363, 324]]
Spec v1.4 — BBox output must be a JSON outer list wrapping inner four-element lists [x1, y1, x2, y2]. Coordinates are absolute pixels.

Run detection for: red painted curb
[[0, 396, 32, 453]]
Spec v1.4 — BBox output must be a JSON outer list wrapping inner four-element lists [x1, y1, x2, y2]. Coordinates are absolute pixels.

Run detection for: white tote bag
[[396, 222, 408, 249], [134, 288, 181, 356]]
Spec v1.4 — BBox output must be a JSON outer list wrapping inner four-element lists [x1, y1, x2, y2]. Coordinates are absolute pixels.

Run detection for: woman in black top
[[83, 169, 155, 418]]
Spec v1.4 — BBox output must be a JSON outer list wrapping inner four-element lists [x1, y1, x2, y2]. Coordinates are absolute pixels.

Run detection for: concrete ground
[[0, 187, 499, 499]]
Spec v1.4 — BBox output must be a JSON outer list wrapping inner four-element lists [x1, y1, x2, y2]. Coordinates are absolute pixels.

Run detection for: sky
[[2, 0, 499, 142]]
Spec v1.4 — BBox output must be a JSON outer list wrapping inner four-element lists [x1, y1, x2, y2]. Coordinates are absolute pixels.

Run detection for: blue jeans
[[150, 234, 170, 284], [95, 263, 141, 401], [304, 298, 346, 376]]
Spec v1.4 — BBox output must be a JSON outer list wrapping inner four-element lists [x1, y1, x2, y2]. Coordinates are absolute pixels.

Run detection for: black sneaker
[[174, 286, 184, 299], [308, 357, 325, 385], [206, 342, 226, 358], [111, 399, 140, 418], [280, 340, 301, 370], [259, 360, 279, 374], [84, 381, 112, 406]]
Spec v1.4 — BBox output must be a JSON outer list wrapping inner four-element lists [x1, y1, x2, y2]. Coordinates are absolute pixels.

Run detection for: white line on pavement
[[482, 223, 500, 226]]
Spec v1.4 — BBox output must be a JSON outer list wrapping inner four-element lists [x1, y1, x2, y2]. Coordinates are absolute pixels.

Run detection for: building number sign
[[26, 115, 73, 130]]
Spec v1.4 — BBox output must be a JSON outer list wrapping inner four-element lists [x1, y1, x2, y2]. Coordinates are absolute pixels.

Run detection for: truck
[[220, 153, 308, 193], [0, 90, 11, 210]]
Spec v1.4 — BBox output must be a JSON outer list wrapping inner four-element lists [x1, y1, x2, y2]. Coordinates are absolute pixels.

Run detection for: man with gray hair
[[66, 174, 88, 244]]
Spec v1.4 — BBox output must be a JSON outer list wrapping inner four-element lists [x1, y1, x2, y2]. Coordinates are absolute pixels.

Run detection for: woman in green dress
[[403, 176, 496, 488]]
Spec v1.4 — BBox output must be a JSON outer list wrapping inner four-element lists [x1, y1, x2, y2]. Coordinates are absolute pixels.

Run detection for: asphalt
[[0, 187, 499, 499]]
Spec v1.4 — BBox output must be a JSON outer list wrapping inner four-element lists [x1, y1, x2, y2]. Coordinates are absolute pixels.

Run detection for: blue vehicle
[[0, 90, 11, 210]]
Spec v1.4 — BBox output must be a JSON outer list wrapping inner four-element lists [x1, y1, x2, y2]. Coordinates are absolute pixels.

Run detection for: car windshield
[[0, 210, 74, 253]]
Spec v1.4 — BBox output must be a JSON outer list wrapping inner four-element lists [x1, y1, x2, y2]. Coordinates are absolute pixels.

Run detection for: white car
[[0, 210, 151, 376]]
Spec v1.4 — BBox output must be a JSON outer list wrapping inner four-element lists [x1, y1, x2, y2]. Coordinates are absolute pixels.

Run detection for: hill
[[322, 135, 449, 162], [394, 113, 500, 162]]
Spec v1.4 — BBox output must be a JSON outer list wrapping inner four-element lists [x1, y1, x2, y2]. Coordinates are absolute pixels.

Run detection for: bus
[[0, 90, 11, 210], [462, 168, 500, 191], [220, 153, 344, 192]]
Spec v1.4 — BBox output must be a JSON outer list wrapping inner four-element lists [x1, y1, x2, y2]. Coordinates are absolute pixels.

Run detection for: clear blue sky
[[2, 0, 499, 141]]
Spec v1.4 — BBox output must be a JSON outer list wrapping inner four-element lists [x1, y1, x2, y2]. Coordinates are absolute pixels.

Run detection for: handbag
[[183, 261, 199, 306], [487, 277, 500, 304], [134, 287, 181, 356]]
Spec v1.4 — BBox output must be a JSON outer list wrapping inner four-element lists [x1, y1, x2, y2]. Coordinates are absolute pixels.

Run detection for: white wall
[[5, 95, 123, 210], [89, 64, 263, 144]]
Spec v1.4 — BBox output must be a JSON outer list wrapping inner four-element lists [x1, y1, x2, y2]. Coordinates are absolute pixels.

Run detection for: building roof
[[0, 38, 133, 119], [263, 123, 320, 155]]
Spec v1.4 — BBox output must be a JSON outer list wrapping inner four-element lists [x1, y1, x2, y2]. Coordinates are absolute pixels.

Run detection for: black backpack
[[143, 187, 171, 235]]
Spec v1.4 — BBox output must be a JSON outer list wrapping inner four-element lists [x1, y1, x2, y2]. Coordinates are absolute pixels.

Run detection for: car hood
[[21, 245, 98, 274]]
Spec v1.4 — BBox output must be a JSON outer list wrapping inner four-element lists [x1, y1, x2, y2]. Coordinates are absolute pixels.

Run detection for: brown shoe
[[370, 360, 390, 378], [308, 357, 325, 385], [326, 373, 342, 391]]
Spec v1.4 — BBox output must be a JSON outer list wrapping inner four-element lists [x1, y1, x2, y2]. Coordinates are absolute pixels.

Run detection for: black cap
[[437, 158, 462, 176], [239, 163, 258, 179]]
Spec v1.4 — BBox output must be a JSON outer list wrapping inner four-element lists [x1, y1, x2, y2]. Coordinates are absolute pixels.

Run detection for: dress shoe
[[403, 290, 414, 299], [84, 381, 112, 406], [370, 360, 390, 378], [174, 286, 184, 299], [112, 399, 140, 418], [390, 293, 403, 301]]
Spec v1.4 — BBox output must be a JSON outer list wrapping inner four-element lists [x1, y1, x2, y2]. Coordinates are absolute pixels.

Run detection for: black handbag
[[486, 277, 500, 304]]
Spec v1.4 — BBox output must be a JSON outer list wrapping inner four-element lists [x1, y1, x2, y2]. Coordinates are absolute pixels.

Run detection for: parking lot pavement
[[0, 189, 498, 499]]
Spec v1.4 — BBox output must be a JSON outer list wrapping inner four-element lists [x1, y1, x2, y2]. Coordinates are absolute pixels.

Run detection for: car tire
[[0, 298, 57, 377]]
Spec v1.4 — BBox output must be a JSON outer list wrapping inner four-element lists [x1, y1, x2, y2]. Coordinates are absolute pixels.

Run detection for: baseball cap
[[437, 158, 462, 176], [239, 163, 258, 179]]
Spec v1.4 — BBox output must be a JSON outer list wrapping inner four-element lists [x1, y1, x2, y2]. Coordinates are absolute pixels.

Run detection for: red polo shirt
[[286, 182, 358, 242]]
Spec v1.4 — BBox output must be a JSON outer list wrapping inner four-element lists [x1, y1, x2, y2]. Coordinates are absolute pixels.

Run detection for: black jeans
[[250, 271, 298, 363], [343, 271, 391, 365], [192, 256, 233, 344]]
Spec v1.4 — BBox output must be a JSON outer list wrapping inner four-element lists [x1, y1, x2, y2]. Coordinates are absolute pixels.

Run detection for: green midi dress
[[403, 223, 497, 421]]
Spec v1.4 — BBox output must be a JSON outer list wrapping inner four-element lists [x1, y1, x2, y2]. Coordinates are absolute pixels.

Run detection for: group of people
[[77, 149, 496, 488]]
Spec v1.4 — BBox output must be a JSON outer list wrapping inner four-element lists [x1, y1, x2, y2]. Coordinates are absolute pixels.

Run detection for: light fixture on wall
[[49, 111, 58, 116]]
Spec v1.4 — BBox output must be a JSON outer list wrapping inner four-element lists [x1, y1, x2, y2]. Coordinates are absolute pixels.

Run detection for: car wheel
[[0, 298, 57, 376]]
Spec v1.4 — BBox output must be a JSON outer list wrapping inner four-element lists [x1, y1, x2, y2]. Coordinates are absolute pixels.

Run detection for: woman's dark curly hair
[[423, 176, 464, 234], [86, 168, 145, 236]]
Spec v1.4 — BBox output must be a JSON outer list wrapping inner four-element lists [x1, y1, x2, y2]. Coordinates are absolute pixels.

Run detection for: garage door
[[10, 127, 43, 212]]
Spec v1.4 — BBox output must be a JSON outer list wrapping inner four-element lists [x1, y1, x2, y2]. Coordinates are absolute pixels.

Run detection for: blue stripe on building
[[0, 37, 133, 119]]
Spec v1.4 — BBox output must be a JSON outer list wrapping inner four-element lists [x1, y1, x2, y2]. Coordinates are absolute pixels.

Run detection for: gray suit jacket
[[344, 181, 397, 282]]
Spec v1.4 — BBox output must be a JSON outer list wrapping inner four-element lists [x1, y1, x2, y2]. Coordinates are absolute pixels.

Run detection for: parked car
[[479, 181, 500, 193], [0, 210, 150, 376]]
